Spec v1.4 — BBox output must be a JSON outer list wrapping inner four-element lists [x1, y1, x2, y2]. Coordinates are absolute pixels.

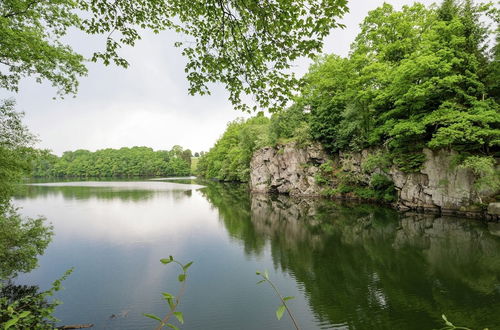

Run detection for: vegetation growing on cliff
[[32, 146, 192, 178], [200, 0, 499, 186]]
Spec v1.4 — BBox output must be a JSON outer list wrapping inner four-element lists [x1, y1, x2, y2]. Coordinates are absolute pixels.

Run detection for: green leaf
[[143, 313, 163, 323], [183, 261, 193, 271], [442, 314, 453, 326], [166, 323, 179, 330], [162, 292, 175, 300], [264, 270, 269, 280], [256, 279, 266, 284], [18, 311, 31, 318], [167, 298, 175, 310], [256, 271, 261, 275], [169, 255, 174, 261], [276, 305, 286, 320], [178, 274, 186, 282], [160, 258, 172, 264], [283, 296, 295, 301], [4, 317, 19, 330], [173, 311, 184, 324]]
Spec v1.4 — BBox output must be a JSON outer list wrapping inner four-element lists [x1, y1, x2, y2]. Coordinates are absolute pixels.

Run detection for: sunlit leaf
[[276, 305, 286, 320], [162, 292, 175, 300], [144, 313, 163, 323], [173, 311, 184, 324], [183, 261, 193, 271]]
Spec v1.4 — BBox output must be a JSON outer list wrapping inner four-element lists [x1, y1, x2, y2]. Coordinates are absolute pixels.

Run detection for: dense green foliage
[[0, 99, 35, 206], [32, 146, 192, 178], [202, 0, 499, 185], [197, 106, 315, 182], [303, 1, 499, 163], [0, 206, 52, 280], [0, 100, 58, 328], [0, 99, 51, 281], [197, 115, 271, 181], [1, 0, 347, 110]]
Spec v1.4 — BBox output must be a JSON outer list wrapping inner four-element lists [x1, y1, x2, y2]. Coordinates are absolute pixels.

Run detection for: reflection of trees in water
[[17, 185, 194, 202], [0, 204, 55, 328], [0, 206, 52, 280], [201, 184, 500, 329], [199, 182, 267, 256]]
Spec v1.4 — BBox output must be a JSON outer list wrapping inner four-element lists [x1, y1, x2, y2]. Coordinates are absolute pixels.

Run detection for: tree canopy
[[0, 99, 52, 282], [0, 98, 35, 207], [200, 0, 499, 182], [1, 0, 348, 111], [303, 0, 499, 169], [32, 146, 192, 178]]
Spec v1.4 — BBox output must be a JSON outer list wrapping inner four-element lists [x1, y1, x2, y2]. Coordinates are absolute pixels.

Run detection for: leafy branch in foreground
[[1, 0, 348, 111], [145, 256, 193, 330], [256, 270, 300, 330]]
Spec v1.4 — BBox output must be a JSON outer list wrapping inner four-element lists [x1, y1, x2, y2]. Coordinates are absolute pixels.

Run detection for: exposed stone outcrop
[[250, 142, 328, 196], [250, 143, 499, 219]]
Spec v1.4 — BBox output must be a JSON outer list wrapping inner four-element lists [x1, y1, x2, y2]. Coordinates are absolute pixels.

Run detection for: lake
[[12, 179, 500, 329]]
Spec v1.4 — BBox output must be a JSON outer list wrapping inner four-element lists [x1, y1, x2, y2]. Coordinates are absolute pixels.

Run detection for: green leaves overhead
[[1, 0, 348, 111], [0, 0, 86, 95]]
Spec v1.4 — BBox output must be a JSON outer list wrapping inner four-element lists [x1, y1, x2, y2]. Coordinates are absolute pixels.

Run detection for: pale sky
[[1, 0, 435, 155]]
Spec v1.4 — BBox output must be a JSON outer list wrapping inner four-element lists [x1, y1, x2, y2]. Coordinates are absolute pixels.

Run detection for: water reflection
[[202, 187, 500, 329], [18, 181, 202, 202], [10, 180, 500, 330]]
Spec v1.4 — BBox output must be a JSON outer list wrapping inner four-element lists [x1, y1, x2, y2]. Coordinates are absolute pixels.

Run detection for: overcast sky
[[2, 0, 435, 155]]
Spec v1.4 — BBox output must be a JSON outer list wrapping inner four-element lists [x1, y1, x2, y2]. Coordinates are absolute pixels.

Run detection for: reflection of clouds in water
[[14, 181, 220, 245], [20, 181, 204, 202]]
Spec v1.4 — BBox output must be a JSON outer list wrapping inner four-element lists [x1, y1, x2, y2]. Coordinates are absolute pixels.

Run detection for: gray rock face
[[488, 203, 500, 216], [488, 203, 500, 221], [250, 143, 499, 218], [250, 142, 328, 196], [391, 149, 479, 213]]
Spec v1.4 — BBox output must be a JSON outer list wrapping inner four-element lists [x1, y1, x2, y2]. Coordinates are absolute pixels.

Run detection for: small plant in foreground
[[144, 256, 193, 330], [256, 270, 301, 330]]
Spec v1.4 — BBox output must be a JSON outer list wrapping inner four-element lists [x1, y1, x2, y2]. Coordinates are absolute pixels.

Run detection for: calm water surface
[[12, 179, 500, 329]]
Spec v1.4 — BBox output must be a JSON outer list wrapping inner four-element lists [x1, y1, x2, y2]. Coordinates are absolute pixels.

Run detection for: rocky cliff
[[250, 143, 499, 220]]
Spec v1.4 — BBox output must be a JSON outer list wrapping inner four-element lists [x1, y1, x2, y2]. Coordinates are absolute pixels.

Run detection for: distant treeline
[[32, 146, 193, 178]]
